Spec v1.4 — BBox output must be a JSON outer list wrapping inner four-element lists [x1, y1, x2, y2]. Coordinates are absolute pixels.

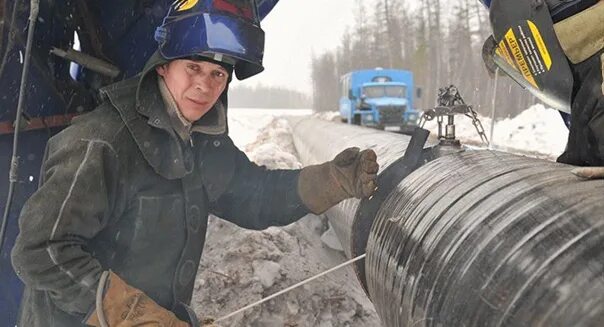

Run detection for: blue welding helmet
[[479, 0, 598, 112], [154, 0, 265, 80]]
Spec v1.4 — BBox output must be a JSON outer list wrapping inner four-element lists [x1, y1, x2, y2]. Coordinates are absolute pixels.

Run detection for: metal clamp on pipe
[[419, 85, 490, 147]]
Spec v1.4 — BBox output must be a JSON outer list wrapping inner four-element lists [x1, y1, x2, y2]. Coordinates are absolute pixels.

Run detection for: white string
[[214, 253, 367, 323]]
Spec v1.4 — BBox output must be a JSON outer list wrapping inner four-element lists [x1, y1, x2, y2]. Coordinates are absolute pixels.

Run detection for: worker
[[10, 0, 379, 325], [480, 0, 604, 176]]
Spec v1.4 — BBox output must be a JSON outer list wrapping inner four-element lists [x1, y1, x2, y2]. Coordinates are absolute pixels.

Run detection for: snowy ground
[[192, 108, 381, 326], [191, 105, 570, 326]]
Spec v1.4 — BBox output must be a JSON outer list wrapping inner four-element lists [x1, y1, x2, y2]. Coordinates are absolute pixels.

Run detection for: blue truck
[[339, 68, 421, 131]]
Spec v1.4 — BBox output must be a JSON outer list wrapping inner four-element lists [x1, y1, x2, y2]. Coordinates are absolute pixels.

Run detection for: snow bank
[[488, 104, 568, 156], [244, 118, 302, 169], [312, 111, 341, 122]]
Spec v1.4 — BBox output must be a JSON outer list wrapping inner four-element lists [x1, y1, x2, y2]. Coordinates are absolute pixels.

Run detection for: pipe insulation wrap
[[367, 150, 604, 326], [289, 117, 604, 326]]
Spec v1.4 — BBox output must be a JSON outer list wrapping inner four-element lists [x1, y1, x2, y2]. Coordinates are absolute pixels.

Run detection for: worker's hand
[[298, 147, 379, 214], [571, 166, 604, 179], [86, 271, 190, 327], [330, 147, 379, 198]]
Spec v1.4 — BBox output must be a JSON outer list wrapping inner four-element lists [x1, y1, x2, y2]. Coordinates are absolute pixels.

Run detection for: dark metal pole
[[1, 0, 40, 255]]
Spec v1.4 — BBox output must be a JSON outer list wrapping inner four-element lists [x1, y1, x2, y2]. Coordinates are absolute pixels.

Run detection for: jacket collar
[[100, 76, 190, 179], [158, 77, 194, 142]]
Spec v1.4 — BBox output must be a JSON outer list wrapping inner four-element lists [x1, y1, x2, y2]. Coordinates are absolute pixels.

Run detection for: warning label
[[497, 20, 555, 91], [505, 28, 538, 88], [528, 20, 552, 70], [496, 39, 515, 68]]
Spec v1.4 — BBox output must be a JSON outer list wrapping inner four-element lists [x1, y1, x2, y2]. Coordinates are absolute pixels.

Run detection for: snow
[[227, 108, 312, 149], [487, 105, 569, 156], [311, 111, 342, 122], [244, 117, 302, 169], [320, 225, 345, 252], [252, 260, 282, 288]]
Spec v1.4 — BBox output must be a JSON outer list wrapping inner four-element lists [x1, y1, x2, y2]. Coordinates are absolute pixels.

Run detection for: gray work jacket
[[11, 72, 309, 326]]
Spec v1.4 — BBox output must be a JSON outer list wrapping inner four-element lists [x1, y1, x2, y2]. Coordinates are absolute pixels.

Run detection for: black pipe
[[366, 150, 604, 326], [290, 117, 604, 326]]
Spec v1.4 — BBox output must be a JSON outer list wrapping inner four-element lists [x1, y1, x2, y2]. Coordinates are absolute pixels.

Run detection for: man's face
[[156, 59, 229, 122]]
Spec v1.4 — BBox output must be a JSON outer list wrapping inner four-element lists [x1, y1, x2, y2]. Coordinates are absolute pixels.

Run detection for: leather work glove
[[298, 147, 379, 214], [571, 166, 604, 179], [86, 271, 190, 327]]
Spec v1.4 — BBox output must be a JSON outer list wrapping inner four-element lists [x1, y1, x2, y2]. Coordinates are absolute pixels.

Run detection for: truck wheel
[[353, 115, 361, 125]]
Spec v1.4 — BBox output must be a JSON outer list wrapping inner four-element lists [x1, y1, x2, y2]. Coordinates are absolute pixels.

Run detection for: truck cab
[[339, 68, 420, 131]]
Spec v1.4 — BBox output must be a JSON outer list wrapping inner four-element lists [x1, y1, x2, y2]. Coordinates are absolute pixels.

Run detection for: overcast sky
[[231, 0, 361, 95]]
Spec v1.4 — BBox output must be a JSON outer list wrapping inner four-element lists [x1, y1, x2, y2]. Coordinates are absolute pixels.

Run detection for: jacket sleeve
[[208, 139, 310, 230], [557, 50, 604, 166], [11, 136, 120, 316]]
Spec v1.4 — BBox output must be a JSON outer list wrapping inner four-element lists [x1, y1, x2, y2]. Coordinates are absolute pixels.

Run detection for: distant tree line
[[311, 0, 539, 118], [228, 85, 312, 109]]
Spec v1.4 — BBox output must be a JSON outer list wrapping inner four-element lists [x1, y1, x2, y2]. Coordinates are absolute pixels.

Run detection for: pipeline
[[289, 117, 604, 326]]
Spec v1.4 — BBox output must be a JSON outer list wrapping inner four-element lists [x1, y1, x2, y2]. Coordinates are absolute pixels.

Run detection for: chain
[[418, 85, 489, 146], [465, 107, 490, 146]]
